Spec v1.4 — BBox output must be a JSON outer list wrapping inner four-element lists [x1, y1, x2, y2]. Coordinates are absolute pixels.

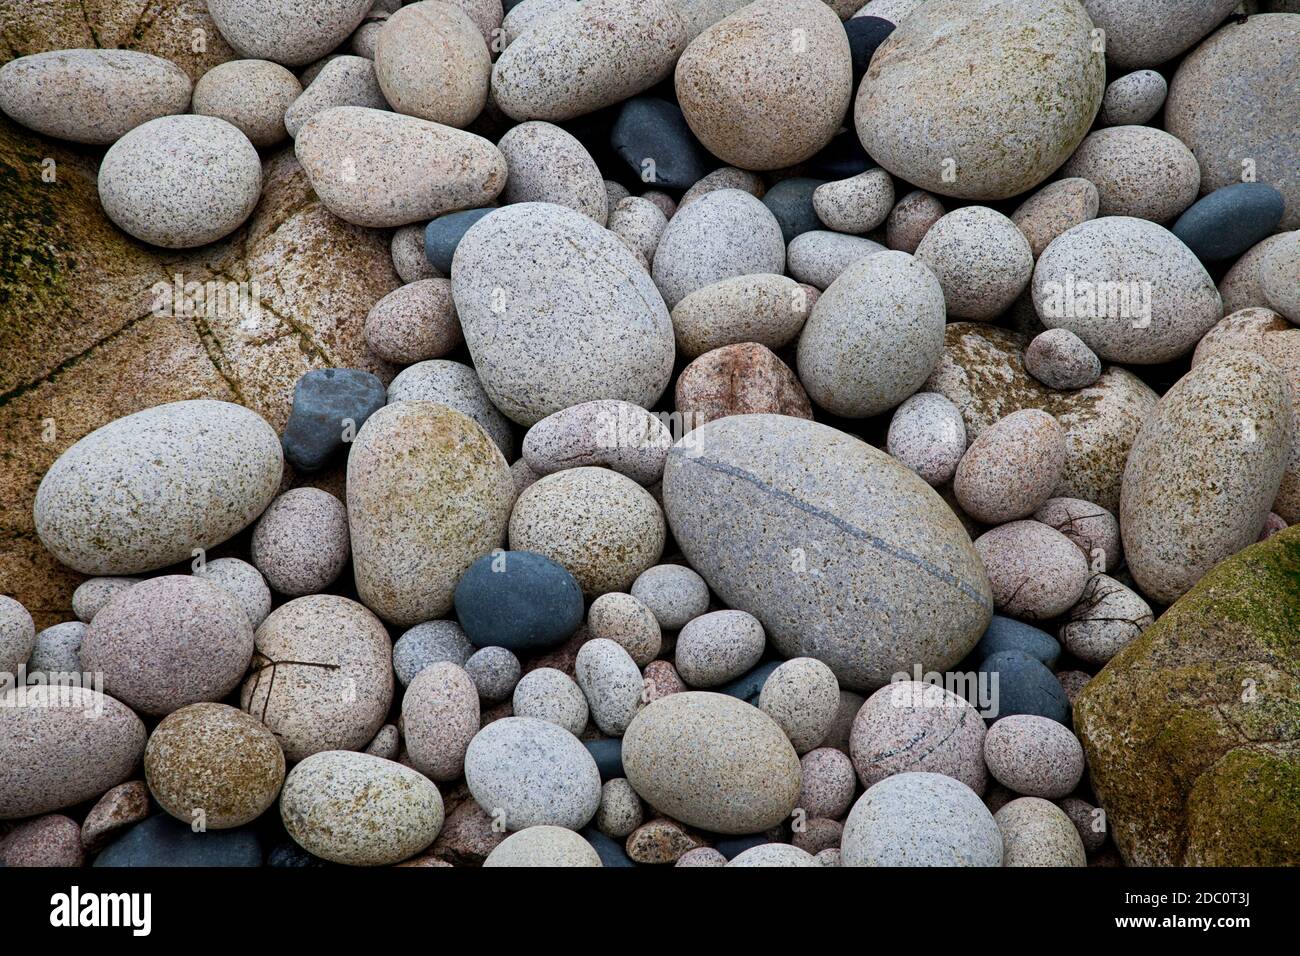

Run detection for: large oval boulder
[[855, 0, 1104, 200], [661, 414, 993, 690], [451, 203, 676, 425], [33, 400, 282, 576], [348, 402, 514, 624], [1121, 351, 1292, 605], [622, 692, 801, 834], [207, 0, 373, 67], [1076, 526, 1300, 865], [0, 49, 192, 144], [675, 0, 852, 171], [0, 685, 145, 820]]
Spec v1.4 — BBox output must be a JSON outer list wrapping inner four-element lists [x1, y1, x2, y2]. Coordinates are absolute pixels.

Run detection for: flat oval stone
[[208, 0, 374, 67], [759, 658, 840, 754], [509, 466, 665, 596], [1080, 0, 1241, 70], [954, 409, 1066, 524], [82, 576, 254, 717], [348, 401, 514, 624], [513, 667, 588, 735], [586, 593, 662, 667], [464, 716, 602, 830], [785, 231, 887, 290], [0, 49, 192, 145], [886, 392, 967, 486], [402, 662, 480, 782], [491, 0, 686, 121], [978, 649, 1071, 725], [798, 251, 946, 418], [575, 639, 643, 736], [622, 692, 801, 834], [99, 115, 261, 248], [386, 359, 514, 458], [973, 616, 1061, 669], [281, 750, 443, 866], [1024, 328, 1102, 391], [856, 0, 1104, 200], [671, 274, 811, 359], [1121, 351, 1292, 604], [455, 550, 584, 653], [841, 771, 1002, 867], [1165, 14, 1300, 230], [364, 278, 462, 366], [374, 1, 490, 127], [813, 169, 895, 235], [94, 813, 262, 868], [239, 595, 393, 762], [631, 564, 711, 631], [850, 681, 988, 793], [1059, 573, 1153, 665], [1061, 126, 1201, 224], [652, 189, 786, 309], [1032, 217, 1222, 364], [34, 400, 281, 576], [1172, 183, 1287, 261], [453, 203, 675, 425], [144, 702, 285, 829], [675, 0, 852, 170], [663, 414, 993, 691], [0, 685, 145, 820], [295, 106, 506, 227], [499, 121, 608, 225], [675, 609, 766, 688], [284, 55, 387, 138], [523, 400, 672, 486], [680, 166, 765, 208]]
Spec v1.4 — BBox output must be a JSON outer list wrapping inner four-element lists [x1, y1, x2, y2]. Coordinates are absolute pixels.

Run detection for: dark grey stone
[[281, 367, 387, 472], [93, 814, 263, 867], [425, 207, 495, 273], [610, 96, 713, 190], [1172, 182, 1286, 261], [454, 550, 584, 653], [762, 177, 828, 243]]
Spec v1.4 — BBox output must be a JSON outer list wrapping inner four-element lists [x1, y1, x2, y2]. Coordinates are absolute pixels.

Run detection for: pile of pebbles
[[0, 0, 1297, 868]]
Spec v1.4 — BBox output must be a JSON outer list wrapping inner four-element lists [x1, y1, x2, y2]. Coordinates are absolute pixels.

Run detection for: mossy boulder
[[1075, 525, 1300, 865], [0, 107, 397, 627]]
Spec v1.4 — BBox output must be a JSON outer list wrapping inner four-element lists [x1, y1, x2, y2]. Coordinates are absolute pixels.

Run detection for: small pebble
[[954, 410, 1067, 525], [393, 620, 475, 686], [983, 714, 1086, 799], [1098, 69, 1167, 126], [974, 521, 1090, 620], [758, 657, 840, 754], [885, 189, 945, 254], [194, 557, 272, 630], [630, 564, 710, 632], [465, 646, 523, 703], [885, 392, 967, 486], [594, 778, 644, 839], [995, 797, 1086, 867], [1024, 328, 1103, 391], [250, 488, 351, 597], [675, 610, 766, 688], [364, 278, 462, 365]]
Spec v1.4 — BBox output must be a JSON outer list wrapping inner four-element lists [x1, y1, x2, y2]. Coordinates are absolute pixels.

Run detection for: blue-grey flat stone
[[717, 659, 782, 705], [972, 615, 1061, 669], [610, 96, 713, 190], [978, 650, 1071, 726], [281, 368, 386, 473], [762, 177, 827, 243], [425, 207, 494, 273], [583, 737, 625, 782], [454, 550, 584, 653], [581, 826, 637, 867], [93, 814, 262, 867], [1172, 182, 1285, 261]]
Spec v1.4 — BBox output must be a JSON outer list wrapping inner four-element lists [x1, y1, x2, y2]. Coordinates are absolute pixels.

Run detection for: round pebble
[[81, 576, 254, 717], [393, 620, 474, 686], [145, 702, 285, 829], [915, 206, 1033, 320], [374, 1, 490, 128], [99, 115, 261, 248], [630, 564, 710, 632], [454, 550, 585, 654], [465, 646, 522, 703], [364, 278, 463, 366], [841, 772, 1002, 867], [1011, 178, 1100, 260], [512, 667, 588, 735], [798, 748, 857, 820], [0, 596, 35, 678], [813, 169, 894, 235], [886, 189, 945, 254], [675, 610, 766, 688], [785, 231, 887, 291], [575, 639, 643, 737], [608, 196, 668, 263], [1061, 126, 1201, 224], [885, 392, 967, 486], [250, 488, 350, 597], [676, 343, 812, 427], [192, 59, 302, 147], [1025, 328, 1102, 391], [284, 55, 388, 138], [0, 814, 84, 868], [974, 521, 1090, 620], [509, 467, 665, 597], [522, 400, 672, 487], [1098, 69, 1167, 126], [587, 593, 663, 667], [26, 621, 84, 675], [595, 778, 644, 839], [1060, 574, 1154, 665], [1262, 233, 1300, 324], [953, 409, 1066, 524], [675, 847, 728, 867], [387, 359, 515, 458], [464, 716, 602, 831], [498, 120, 607, 224], [1033, 497, 1122, 572], [71, 578, 139, 623], [483, 826, 601, 867], [207, 0, 373, 67], [850, 681, 988, 794], [670, 273, 812, 359], [994, 796, 1086, 866], [983, 714, 1085, 799], [402, 661, 480, 781], [194, 557, 272, 629], [727, 843, 818, 867], [759, 658, 839, 754]]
